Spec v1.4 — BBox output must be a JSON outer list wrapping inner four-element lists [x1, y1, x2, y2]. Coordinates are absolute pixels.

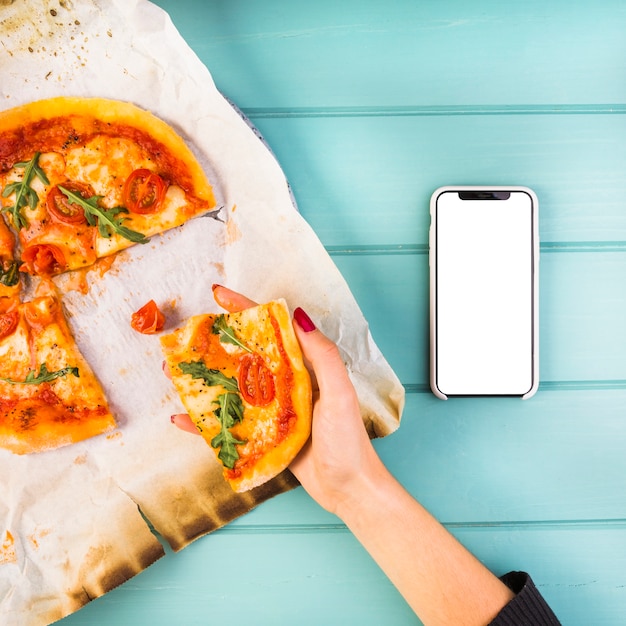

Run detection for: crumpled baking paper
[[0, 1, 405, 624]]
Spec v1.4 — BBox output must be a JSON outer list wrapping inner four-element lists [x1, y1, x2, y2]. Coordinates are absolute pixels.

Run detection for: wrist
[[332, 450, 396, 525]]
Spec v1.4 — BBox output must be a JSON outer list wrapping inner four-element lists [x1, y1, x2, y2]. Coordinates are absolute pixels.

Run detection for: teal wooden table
[[61, 1, 626, 624]]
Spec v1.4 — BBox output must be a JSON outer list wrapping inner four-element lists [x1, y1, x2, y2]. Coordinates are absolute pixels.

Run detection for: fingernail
[[170, 415, 176, 424], [211, 284, 222, 292], [294, 307, 316, 332]]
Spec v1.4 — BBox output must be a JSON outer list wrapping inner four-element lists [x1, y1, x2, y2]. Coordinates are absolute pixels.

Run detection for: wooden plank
[[376, 390, 626, 523], [152, 0, 626, 109], [247, 114, 626, 247]]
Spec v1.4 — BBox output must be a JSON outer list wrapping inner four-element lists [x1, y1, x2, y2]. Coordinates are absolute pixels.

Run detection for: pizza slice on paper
[[0, 96, 216, 275], [0, 293, 116, 454]]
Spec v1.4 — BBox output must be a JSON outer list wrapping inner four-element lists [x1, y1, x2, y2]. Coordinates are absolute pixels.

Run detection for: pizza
[[0, 292, 116, 455], [160, 299, 312, 492], [0, 217, 20, 299], [0, 96, 216, 275], [0, 96, 217, 454]]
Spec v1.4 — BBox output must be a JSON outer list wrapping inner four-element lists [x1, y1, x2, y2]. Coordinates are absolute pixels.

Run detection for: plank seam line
[[325, 242, 626, 256], [445, 519, 626, 531], [218, 519, 626, 535], [403, 381, 626, 393], [244, 104, 626, 119]]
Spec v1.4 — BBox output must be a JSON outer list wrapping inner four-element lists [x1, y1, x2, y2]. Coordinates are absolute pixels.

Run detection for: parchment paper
[[0, 1, 405, 624]]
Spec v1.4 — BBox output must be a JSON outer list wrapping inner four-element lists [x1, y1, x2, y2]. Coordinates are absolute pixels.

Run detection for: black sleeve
[[488, 571, 561, 625]]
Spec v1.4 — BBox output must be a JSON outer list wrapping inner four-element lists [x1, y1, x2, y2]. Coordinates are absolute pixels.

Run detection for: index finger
[[212, 284, 257, 312]]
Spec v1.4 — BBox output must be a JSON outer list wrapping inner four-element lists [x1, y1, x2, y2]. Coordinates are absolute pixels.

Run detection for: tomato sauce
[[269, 314, 297, 439], [0, 392, 108, 433]]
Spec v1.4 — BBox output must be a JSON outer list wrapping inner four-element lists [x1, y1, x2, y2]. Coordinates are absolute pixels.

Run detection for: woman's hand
[[169, 284, 380, 515], [288, 306, 382, 515]]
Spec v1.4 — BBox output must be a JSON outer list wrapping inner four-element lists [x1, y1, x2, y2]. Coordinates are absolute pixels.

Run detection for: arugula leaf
[[58, 186, 149, 244], [1, 152, 50, 229], [178, 360, 247, 469], [0, 260, 19, 287], [178, 361, 239, 392], [213, 389, 244, 427], [1, 363, 80, 385], [211, 391, 246, 468], [211, 315, 252, 352]]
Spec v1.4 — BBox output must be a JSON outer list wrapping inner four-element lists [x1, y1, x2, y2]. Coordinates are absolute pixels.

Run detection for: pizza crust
[[0, 97, 213, 205]]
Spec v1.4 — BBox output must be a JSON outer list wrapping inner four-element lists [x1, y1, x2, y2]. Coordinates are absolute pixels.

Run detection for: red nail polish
[[170, 415, 176, 424], [294, 307, 316, 332]]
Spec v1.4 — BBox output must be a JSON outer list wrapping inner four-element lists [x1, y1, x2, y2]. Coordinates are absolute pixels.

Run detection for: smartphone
[[429, 186, 539, 399]]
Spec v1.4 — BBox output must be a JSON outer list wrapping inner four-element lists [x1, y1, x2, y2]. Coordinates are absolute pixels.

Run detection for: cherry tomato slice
[[122, 169, 168, 214], [131, 299, 165, 334], [46, 182, 93, 225], [20, 244, 66, 276], [22, 298, 59, 330], [0, 311, 19, 341], [238, 354, 275, 406]]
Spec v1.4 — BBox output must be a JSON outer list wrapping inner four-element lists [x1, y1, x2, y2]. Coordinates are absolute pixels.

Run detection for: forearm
[[336, 458, 514, 626]]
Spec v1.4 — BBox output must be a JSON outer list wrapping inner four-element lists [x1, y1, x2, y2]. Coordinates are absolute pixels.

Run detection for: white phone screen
[[432, 189, 537, 397]]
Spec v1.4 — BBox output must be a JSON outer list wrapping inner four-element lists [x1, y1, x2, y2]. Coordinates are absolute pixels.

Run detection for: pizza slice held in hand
[[160, 300, 312, 492]]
